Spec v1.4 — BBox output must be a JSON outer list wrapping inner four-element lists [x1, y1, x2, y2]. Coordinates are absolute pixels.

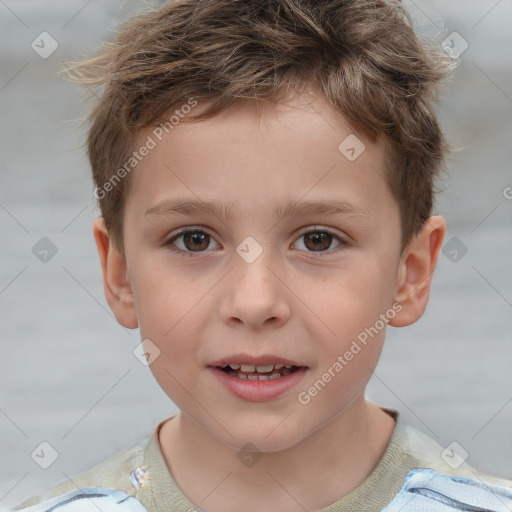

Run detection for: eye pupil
[[184, 232, 209, 251], [304, 232, 332, 251]]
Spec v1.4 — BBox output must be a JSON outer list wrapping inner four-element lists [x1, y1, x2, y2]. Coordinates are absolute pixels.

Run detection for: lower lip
[[209, 366, 308, 402]]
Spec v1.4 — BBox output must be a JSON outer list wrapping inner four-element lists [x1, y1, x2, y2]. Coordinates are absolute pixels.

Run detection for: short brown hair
[[67, 0, 455, 253]]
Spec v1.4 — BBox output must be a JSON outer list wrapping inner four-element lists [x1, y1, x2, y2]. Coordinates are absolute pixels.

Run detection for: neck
[[159, 398, 395, 512]]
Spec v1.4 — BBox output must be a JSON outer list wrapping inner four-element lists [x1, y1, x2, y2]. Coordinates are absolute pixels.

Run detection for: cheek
[[304, 325, 386, 414], [130, 271, 207, 395], [305, 264, 392, 399], [131, 259, 205, 337], [315, 267, 392, 338], [140, 312, 204, 408]]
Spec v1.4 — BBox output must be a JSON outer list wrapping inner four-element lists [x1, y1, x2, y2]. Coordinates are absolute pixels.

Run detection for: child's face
[[107, 94, 410, 451]]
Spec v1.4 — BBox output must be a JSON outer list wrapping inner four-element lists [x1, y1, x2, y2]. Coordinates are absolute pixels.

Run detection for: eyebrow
[[144, 197, 370, 221]]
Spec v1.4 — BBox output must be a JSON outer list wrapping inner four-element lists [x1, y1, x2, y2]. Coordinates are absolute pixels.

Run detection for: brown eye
[[293, 228, 344, 255], [303, 232, 333, 252], [167, 229, 218, 254], [182, 232, 210, 251]]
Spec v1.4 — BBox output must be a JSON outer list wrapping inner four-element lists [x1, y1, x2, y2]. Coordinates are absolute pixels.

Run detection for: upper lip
[[209, 353, 307, 367]]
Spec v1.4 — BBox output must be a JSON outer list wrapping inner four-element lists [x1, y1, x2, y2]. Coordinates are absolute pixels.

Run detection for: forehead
[[126, 93, 394, 226]]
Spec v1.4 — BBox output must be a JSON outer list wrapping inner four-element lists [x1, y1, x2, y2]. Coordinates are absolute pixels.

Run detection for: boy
[[13, 0, 512, 510]]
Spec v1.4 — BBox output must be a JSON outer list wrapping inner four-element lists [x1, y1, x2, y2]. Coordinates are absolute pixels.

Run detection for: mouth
[[208, 355, 309, 401], [216, 363, 301, 380]]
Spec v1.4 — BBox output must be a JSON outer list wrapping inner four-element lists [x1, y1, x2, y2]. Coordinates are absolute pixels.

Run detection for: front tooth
[[247, 374, 258, 380], [274, 363, 284, 369], [229, 364, 241, 370], [256, 364, 274, 373], [241, 364, 256, 372]]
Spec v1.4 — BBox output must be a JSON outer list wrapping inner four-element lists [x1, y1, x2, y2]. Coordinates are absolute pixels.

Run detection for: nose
[[218, 252, 291, 330]]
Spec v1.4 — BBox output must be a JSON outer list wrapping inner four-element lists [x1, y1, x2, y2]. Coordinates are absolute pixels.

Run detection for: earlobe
[[93, 217, 138, 329], [388, 216, 446, 328]]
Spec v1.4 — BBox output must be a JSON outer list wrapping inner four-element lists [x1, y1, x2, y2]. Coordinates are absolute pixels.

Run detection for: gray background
[[1, 0, 511, 509]]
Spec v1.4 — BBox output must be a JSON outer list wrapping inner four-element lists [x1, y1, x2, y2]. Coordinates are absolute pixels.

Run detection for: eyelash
[[165, 226, 347, 258]]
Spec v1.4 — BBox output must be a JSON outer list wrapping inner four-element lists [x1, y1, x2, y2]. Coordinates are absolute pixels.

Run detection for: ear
[[93, 217, 138, 329], [389, 215, 446, 327]]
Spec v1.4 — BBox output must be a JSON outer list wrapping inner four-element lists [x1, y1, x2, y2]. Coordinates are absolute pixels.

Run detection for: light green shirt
[[15, 408, 512, 511]]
